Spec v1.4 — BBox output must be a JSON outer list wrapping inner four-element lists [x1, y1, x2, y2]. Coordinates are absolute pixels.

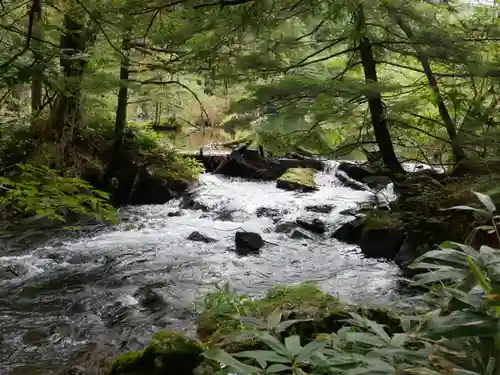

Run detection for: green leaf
[[467, 256, 490, 293], [412, 269, 469, 285], [473, 191, 496, 213], [254, 331, 288, 356], [203, 348, 262, 374], [233, 350, 290, 367], [266, 364, 292, 373], [442, 205, 489, 216], [284, 335, 302, 357], [343, 332, 387, 347], [411, 248, 470, 268], [422, 310, 499, 339], [295, 339, 328, 363], [389, 333, 408, 347], [275, 318, 311, 333], [267, 308, 282, 329]]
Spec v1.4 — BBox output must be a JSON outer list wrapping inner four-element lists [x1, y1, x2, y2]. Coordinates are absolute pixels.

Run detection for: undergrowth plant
[[201, 191, 500, 375], [0, 163, 116, 231]]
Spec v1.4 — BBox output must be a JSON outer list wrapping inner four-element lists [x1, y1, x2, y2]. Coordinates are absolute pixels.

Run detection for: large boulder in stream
[[234, 232, 264, 255], [333, 213, 404, 259], [277, 168, 317, 192], [109, 331, 203, 375]]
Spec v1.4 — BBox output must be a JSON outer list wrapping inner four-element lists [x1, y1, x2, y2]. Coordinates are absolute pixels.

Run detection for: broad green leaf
[[467, 256, 490, 293], [233, 350, 290, 366], [275, 319, 311, 333], [473, 191, 496, 213], [412, 269, 469, 285], [295, 339, 328, 363], [267, 308, 282, 329], [266, 364, 292, 373], [422, 310, 499, 339], [390, 333, 408, 347], [343, 332, 387, 347], [441, 242, 478, 258], [203, 348, 262, 374], [452, 370, 481, 375], [293, 368, 308, 375], [412, 249, 470, 267], [254, 331, 288, 356], [284, 335, 302, 357]]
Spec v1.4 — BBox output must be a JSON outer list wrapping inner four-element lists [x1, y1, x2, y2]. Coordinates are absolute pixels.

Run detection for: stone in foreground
[[234, 231, 264, 255], [276, 167, 317, 192]]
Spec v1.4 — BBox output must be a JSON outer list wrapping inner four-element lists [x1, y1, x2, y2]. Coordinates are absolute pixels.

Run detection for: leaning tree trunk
[[357, 8, 405, 174], [395, 16, 466, 164]]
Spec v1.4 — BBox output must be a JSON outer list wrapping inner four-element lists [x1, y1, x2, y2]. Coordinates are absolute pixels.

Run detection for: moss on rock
[[109, 331, 203, 375], [197, 282, 401, 349], [276, 167, 317, 192]]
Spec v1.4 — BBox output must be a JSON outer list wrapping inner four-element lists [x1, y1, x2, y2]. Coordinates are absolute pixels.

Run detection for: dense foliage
[[1, 0, 500, 227]]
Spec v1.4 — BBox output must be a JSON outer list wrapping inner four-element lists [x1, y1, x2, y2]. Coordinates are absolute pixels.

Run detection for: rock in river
[[234, 232, 264, 255], [187, 231, 217, 244], [296, 217, 326, 234], [276, 167, 317, 192], [305, 204, 335, 213], [332, 218, 364, 244]]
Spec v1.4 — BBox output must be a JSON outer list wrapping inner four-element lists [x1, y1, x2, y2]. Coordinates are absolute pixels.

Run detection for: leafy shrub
[[0, 163, 116, 230]]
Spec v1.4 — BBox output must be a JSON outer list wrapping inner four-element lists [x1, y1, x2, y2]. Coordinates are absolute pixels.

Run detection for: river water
[[0, 162, 400, 374]]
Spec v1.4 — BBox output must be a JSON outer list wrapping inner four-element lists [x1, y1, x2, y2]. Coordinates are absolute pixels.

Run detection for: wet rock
[[339, 208, 358, 216], [332, 218, 364, 244], [274, 221, 299, 234], [109, 331, 203, 375], [360, 227, 404, 259], [234, 232, 264, 255], [187, 231, 217, 244], [100, 301, 130, 328], [256, 207, 281, 218], [179, 195, 209, 211], [305, 204, 335, 213], [22, 328, 52, 345], [277, 168, 317, 192], [0, 264, 23, 280], [394, 236, 427, 270], [290, 229, 313, 240], [335, 170, 370, 191], [167, 210, 183, 217], [296, 218, 326, 234], [134, 286, 166, 309], [337, 162, 376, 183]]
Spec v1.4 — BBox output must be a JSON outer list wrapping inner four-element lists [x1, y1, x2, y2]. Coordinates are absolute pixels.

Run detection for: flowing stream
[[0, 161, 400, 374]]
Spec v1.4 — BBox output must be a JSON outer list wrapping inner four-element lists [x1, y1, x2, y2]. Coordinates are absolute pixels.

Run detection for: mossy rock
[[197, 282, 402, 348], [109, 331, 203, 375], [276, 168, 317, 192]]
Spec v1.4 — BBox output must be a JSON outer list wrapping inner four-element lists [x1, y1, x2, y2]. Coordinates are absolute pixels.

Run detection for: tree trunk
[[356, 8, 405, 174], [49, 9, 91, 158], [109, 31, 131, 168], [394, 16, 466, 164], [30, 0, 44, 116]]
